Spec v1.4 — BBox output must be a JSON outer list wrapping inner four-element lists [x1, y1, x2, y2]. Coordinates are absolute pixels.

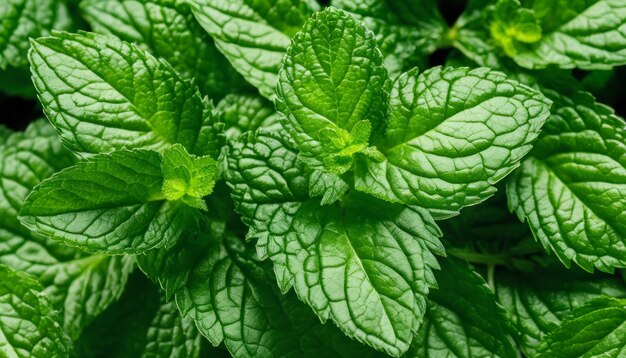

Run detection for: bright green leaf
[[332, 0, 447, 76], [277, 7, 388, 174], [490, 0, 542, 57], [497, 0, 626, 69], [19, 149, 200, 254], [0, 264, 71, 357], [407, 258, 517, 358], [184, 0, 318, 99], [355, 66, 551, 218], [79, 0, 247, 99], [0, 121, 134, 339], [29, 31, 222, 157], [227, 130, 444, 357], [161, 144, 218, 210], [496, 265, 626, 356], [507, 79, 626, 272], [536, 297, 626, 357], [0, 0, 72, 69]]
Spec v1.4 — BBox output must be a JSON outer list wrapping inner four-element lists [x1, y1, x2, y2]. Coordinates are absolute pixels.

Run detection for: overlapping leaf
[[227, 130, 443, 357], [29, 31, 222, 157]]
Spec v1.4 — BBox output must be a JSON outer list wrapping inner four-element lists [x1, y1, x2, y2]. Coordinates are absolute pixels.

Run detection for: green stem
[[487, 264, 496, 292]]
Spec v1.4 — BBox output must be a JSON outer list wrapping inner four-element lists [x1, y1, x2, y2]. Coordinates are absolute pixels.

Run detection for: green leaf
[[332, 0, 447, 76], [141, 232, 385, 358], [0, 264, 71, 357], [79, 0, 247, 100], [496, 265, 626, 356], [354, 66, 551, 218], [161, 144, 218, 210], [184, 0, 318, 99], [536, 297, 626, 357], [507, 79, 626, 272], [0, 121, 134, 339], [277, 7, 388, 174], [504, 0, 626, 70], [216, 94, 281, 140], [76, 273, 201, 358], [29, 31, 222, 157], [19, 149, 201, 254], [308, 169, 349, 205], [0, 0, 72, 69], [407, 258, 517, 358], [450, 0, 503, 69], [489, 0, 542, 57], [227, 130, 444, 357], [0, 66, 37, 98]]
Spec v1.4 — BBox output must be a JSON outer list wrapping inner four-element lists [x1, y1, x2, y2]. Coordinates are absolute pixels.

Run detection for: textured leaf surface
[[80, 0, 246, 99], [19, 149, 200, 254], [0, 121, 134, 339], [0, 264, 71, 357], [160, 144, 218, 210], [216, 94, 281, 140], [227, 130, 444, 356], [509, 0, 626, 69], [507, 80, 626, 272], [407, 259, 517, 358], [496, 266, 626, 356], [277, 7, 388, 173], [0, 0, 72, 69], [76, 273, 201, 358], [355, 66, 551, 218], [185, 0, 317, 99], [332, 0, 447, 76], [29, 31, 221, 157], [141, 231, 383, 358], [536, 297, 626, 357]]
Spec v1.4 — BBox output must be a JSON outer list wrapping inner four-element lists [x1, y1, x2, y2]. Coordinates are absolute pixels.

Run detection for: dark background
[[2, 0, 625, 132]]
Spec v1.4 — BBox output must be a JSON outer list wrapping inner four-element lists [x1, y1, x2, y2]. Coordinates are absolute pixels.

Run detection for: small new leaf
[[277, 7, 388, 174], [161, 144, 218, 210], [490, 0, 542, 57]]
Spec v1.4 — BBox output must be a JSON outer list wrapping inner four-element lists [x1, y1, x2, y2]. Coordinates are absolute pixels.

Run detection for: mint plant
[[1, 1, 626, 357]]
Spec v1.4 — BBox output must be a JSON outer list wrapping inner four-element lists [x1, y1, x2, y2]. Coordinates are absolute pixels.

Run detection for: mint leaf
[[0, 121, 134, 339], [354, 66, 551, 218], [536, 297, 626, 357], [0, 121, 76, 276], [142, 232, 384, 358], [0, 0, 72, 69], [0, 264, 71, 357], [80, 0, 247, 100], [216, 94, 281, 140], [184, 0, 318, 99], [19, 149, 200, 254], [408, 258, 517, 357], [450, 0, 503, 69], [161, 144, 218, 210], [497, 265, 626, 356], [0, 125, 10, 141], [29, 31, 222, 157], [333, 0, 447, 76], [76, 273, 201, 358], [507, 79, 626, 272], [277, 7, 388, 174], [308, 169, 349, 205], [489, 0, 542, 58], [227, 130, 444, 356], [503, 0, 626, 69]]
